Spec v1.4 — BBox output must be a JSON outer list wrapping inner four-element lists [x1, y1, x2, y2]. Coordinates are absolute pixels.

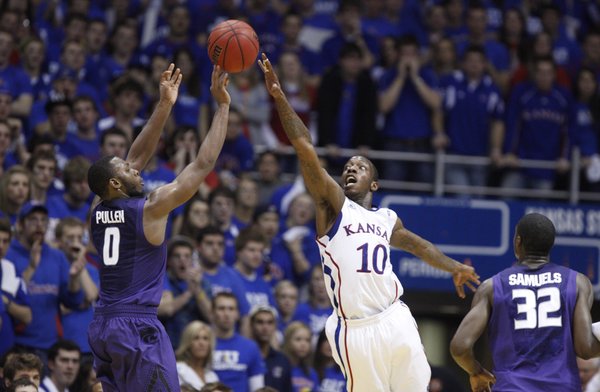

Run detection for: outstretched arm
[[450, 279, 496, 392], [145, 66, 230, 222], [127, 63, 182, 172], [390, 218, 480, 298], [258, 54, 344, 232], [573, 273, 600, 358]]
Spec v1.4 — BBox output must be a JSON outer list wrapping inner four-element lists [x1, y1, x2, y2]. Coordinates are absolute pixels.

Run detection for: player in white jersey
[[259, 53, 480, 391]]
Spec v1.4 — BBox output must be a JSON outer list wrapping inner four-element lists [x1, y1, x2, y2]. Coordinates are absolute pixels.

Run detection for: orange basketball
[[207, 20, 260, 73]]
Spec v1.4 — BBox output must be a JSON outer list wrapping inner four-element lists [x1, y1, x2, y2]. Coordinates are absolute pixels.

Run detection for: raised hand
[[469, 368, 495, 392], [159, 63, 183, 105], [452, 263, 480, 299], [29, 239, 42, 269], [258, 53, 284, 99], [210, 65, 231, 106]]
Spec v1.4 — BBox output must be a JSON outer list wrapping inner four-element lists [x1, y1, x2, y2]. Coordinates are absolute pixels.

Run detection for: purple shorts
[[88, 306, 180, 392]]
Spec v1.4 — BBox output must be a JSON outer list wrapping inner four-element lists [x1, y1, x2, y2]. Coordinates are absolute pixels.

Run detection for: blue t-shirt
[[234, 269, 276, 309], [0, 65, 33, 99], [291, 365, 319, 392], [217, 135, 255, 174], [5, 240, 83, 349], [0, 258, 30, 357], [294, 302, 332, 338], [570, 102, 598, 157], [318, 365, 346, 392], [213, 334, 266, 392], [204, 264, 250, 316]]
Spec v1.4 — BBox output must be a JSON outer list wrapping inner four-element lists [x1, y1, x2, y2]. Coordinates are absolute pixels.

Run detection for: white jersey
[[317, 197, 404, 319]]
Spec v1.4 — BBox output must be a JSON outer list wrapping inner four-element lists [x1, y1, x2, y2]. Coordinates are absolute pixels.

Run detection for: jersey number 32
[[512, 287, 562, 330]]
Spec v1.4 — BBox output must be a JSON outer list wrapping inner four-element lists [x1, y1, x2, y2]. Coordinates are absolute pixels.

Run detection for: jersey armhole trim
[[324, 206, 344, 240]]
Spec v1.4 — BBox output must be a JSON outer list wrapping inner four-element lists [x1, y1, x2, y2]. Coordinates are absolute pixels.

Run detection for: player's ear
[[109, 177, 121, 191], [370, 180, 379, 192]]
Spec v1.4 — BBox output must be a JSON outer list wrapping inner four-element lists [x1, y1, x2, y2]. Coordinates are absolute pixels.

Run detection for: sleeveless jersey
[[316, 198, 403, 319], [489, 263, 581, 391], [90, 197, 167, 308]]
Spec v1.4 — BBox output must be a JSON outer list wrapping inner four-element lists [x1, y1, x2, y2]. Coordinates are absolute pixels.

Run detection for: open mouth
[[345, 176, 357, 186]]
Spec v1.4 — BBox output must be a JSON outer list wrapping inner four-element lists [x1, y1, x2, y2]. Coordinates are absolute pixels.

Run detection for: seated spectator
[[274, 280, 299, 343], [106, 22, 141, 76], [175, 321, 219, 390], [39, 99, 73, 170], [252, 205, 293, 284], [234, 229, 275, 309], [2, 352, 43, 390], [8, 378, 38, 392], [172, 48, 210, 133], [428, 37, 457, 84], [282, 322, 319, 392], [314, 329, 345, 392], [502, 57, 571, 193], [0, 103, 27, 172], [0, 165, 31, 224], [294, 266, 333, 341], [159, 237, 212, 347], [66, 96, 101, 162], [211, 293, 266, 392], [98, 77, 145, 140], [70, 360, 98, 392], [249, 305, 293, 392], [254, 151, 288, 207], [20, 37, 51, 103], [99, 128, 129, 160], [575, 30, 600, 84], [55, 217, 99, 361], [0, 218, 32, 358], [40, 340, 81, 392]]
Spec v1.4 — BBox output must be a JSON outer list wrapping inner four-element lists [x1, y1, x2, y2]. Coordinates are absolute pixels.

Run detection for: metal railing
[[256, 145, 599, 205]]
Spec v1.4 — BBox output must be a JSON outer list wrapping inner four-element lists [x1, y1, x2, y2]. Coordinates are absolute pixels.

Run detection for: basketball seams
[[207, 19, 259, 73]]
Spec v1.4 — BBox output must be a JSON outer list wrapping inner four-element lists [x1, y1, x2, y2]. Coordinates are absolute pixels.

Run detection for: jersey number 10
[[356, 243, 388, 274], [103, 227, 121, 266], [512, 287, 562, 330]]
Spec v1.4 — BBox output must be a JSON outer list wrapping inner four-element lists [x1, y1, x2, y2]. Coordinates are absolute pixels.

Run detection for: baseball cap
[[249, 305, 279, 321], [19, 201, 49, 221]]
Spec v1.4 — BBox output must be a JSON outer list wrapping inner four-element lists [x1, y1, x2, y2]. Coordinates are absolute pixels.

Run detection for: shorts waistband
[[341, 300, 407, 327], [94, 304, 158, 318]]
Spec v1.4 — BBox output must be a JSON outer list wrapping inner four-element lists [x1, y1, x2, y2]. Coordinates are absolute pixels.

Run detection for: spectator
[[539, 4, 581, 68], [5, 202, 83, 362], [2, 353, 43, 389], [106, 22, 141, 74], [208, 187, 240, 266], [0, 117, 25, 174], [438, 45, 505, 191], [378, 35, 441, 183], [173, 196, 211, 240], [233, 229, 275, 309], [8, 378, 38, 392], [99, 127, 129, 160], [444, 0, 467, 41], [429, 37, 457, 84], [40, 340, 81, 392], [317, 43, 377, 173], [25, 151, 58, 205], [0, 30, 33, 117], [20, 37, 51, 103], [282, 321, 318, 392], [165, 127, 202, 177], [274, 280, 299, 343], [216, 108, 255, 178], [83, 19, 116, 102], [293, 266, 332, 341], [254, 151, 287, 207], [499, 8, 528, 72], [172, 48, 210, 134], [98, 77, 145, 140], [502, 56, 571, 193], [70, 360, 98, 392], [576, 30, 600, 83], [196, 227, 251, 327], [0, 218, 32, 357], [211, 292, 266, 392], [159, 236, 212, 347], [233, 177, 259, 229], [314, 329, 345, 392], [66, 96, 101, 162], [175, 321, 219, 390], [424, 4, 448, 48], [227, 68, 273, 146], [456, 5, 510, 93], [42, 99, 72, 170], [55, 217, 99, 360], [0, 165, 30, 224], [249, 305, 293, 392]]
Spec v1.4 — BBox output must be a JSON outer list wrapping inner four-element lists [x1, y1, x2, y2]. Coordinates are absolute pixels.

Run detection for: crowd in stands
[[0, 0, 599, 391]]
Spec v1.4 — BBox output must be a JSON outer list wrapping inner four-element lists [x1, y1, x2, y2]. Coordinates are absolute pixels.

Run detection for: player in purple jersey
[[86, 64, 231, 392], [451, 213, 600, 392]]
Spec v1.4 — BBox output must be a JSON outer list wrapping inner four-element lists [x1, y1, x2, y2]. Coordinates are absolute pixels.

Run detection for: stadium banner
[[376, 194, 600, 294]]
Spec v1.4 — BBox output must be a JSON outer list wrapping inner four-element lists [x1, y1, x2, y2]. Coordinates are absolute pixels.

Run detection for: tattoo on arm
[[274, 97, 311, 142]]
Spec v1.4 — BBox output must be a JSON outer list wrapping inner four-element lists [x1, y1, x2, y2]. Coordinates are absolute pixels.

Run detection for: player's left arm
[[127, 64, 182, 172], [450, 279, 496, 391], [573, 272, 600, 358], [390, 217, 480, 298]]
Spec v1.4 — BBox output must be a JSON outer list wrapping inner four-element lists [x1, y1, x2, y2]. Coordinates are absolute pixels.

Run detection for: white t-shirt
[[176, 361, 218, 390]]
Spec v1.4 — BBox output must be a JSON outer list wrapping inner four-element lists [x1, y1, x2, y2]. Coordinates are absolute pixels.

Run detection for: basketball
[[207, 20, 260, 74]]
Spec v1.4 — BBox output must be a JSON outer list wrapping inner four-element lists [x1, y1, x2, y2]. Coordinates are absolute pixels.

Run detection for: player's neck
[[518, 256, 549, 268]]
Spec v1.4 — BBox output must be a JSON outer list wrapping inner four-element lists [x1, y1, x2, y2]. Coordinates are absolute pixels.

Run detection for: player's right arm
[[450, 279, 496, 392], [143, 66, 230, 244], [258, 54, 344, 233], [573, 272, 600, 358]]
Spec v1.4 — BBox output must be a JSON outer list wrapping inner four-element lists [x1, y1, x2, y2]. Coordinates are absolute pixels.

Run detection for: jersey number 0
[[103, 227, 121, 266]]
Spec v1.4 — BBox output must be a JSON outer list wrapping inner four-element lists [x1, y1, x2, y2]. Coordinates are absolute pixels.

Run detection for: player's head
[[3, 353, 43, 388], [212, 292, 239, 333], [175, 321, 215, 367], [514, 213, 555, 260], [341, 156, 379, 201], [88, 155, 144, 200], [47, 340, 81, 389]]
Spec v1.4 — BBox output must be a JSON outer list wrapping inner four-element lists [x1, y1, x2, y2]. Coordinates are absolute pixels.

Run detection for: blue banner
[[376, 194, 600, 294]]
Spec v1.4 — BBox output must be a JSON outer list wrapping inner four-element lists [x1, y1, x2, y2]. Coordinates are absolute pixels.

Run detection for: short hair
[[167, 236, 195, 259], [196, 226, 225, 244], [64, 12, 88, 27], [208, 186, 235, 205], [72, 95, 98, 111], [200, 382, 233, 392], [7, 377, 38, 392], [211, 291, 238, 310], [337, 0, 361, 14], [87, 155, 116, 198], [63, 156, 91, 189], [3, 353, 43, 382], [234, 227, 266, 252], [48, 340, 81, 362], [339, 42, 363, 59], [111, 77, 144, 100], [45, 98, 72, 115], [26, 150, 57, 172], [256, 150, 280, 166], [463, 44, 486, 60], [533, 55, 555, 69], [0, 217, 11, 236], [516, 213, 555, 255], [397, 34, 420, 50], [100, 127, 129, 147], [55, 216, 85, 240]]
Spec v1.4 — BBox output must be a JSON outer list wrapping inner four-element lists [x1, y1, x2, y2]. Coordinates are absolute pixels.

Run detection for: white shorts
[[325, 301, 431, 392]]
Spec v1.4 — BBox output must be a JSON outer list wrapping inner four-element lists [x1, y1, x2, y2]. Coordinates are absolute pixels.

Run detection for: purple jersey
[[91, 197, 166, 309], [489, 263, 580, 391]]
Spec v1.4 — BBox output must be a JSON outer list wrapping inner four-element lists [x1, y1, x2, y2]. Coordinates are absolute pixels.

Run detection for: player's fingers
[[456, 285, 465, 298], [176, 73, 183, 86], [258, 60, 265, 72], [172, 67, 181, 82], [465, 281, 477, 292], [162, 63, 174, 79], [212, 65, 219, 83]]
